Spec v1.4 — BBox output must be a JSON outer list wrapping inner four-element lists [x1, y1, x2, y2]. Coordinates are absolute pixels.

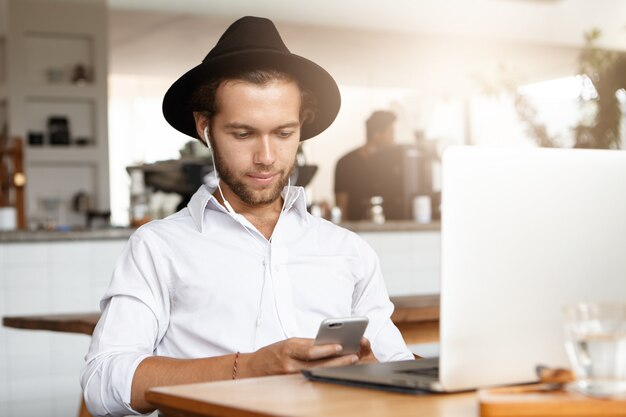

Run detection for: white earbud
[[204, 127, 236, 216], [203, 126, 212, 149]]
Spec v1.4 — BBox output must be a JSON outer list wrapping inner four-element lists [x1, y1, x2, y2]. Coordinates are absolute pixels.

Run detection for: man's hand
[[238, 338, 363, 378], [130, 337, 378, 411], [357, 337, 378, 364]]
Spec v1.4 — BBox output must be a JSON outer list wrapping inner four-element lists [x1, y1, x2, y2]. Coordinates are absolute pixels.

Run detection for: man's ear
[[193, 112, 210, 146]]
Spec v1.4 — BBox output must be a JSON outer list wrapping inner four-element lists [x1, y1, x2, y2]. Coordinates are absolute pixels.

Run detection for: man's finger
[[292, 342, 343, 361], [300, 353, 359, 370], [359, 337, 372, 356], [282, 338, 341, 361]]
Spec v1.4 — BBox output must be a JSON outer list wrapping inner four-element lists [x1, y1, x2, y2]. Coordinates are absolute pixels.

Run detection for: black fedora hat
[[162, 16, 341, 141]]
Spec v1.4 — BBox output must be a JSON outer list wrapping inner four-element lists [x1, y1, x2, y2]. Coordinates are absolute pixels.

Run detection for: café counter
[[0, 221, 439, 242], [0, 227, 134, 242]]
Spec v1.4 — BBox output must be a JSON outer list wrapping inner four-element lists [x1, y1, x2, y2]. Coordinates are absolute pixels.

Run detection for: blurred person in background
[[334, 110, 397, 220]]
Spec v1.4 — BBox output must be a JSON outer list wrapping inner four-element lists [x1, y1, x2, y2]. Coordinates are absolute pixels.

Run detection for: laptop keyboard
[[398, 366, 440, 378]]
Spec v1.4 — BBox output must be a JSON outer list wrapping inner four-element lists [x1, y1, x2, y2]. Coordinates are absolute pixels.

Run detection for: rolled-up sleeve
[[80, 229, 170, 416], [351, 237, 414, 362]]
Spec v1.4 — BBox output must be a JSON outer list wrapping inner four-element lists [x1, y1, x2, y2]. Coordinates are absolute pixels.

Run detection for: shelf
[[24, 146, 102, 163], [25, 32, 94, 85], [25, 97, 96, 146], [3, 0, 109, 225], [24, 85, 100, 100], [26, 162, 99, 228]]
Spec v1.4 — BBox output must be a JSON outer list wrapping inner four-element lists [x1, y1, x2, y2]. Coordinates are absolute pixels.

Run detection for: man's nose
[[254, 135, 276, 165]]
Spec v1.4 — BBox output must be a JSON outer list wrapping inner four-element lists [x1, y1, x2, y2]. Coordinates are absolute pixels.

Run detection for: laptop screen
[[439, 146, 626, 391]]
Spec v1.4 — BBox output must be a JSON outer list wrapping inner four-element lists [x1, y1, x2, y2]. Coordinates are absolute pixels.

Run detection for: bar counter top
[[0, 220, 440, 243], [0, 227, 135, 243], [341, 220, 440, 233]]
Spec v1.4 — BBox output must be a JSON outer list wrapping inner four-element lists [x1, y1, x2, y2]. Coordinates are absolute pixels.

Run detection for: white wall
[[0, 239, 126, 417], [360, 231, 440, 296]]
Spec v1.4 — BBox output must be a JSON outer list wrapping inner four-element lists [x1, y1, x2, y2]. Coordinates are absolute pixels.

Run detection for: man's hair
[[366, 110, 396, 142], [190, 68, 317, 130]]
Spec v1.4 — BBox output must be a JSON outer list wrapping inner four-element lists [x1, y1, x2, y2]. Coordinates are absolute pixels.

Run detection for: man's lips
[[248, 172, 276, 179], [247, 172, 280, 184]]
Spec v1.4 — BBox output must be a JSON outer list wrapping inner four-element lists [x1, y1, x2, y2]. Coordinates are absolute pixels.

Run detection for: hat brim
[[162, 50, 341, 141]]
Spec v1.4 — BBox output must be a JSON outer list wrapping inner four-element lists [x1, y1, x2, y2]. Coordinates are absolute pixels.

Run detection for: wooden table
[[390, 294, 439, 344], [2, 312, 100, 335], [146, 374, 477, 417], [1, 295, 439, 344]]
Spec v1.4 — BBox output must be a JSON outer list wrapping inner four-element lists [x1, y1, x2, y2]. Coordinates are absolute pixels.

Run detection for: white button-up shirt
[[81, 185, 413, 416]]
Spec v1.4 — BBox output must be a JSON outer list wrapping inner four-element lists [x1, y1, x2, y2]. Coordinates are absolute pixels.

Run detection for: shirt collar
[[187, 184, 309, 233]]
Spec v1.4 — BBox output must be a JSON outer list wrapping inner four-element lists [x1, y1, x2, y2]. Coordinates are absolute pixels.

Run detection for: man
[[334, 110, 397, 221], [81, 17, 413, 417]]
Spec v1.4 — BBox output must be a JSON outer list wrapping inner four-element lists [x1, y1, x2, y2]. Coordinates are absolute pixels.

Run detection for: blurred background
[[104, 0, 626, 226], [0, 0, 625, 416], [0, 0, 624, 229]]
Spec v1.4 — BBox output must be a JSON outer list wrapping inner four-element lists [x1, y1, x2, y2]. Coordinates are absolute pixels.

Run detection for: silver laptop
[[305, 145, 626, 392]]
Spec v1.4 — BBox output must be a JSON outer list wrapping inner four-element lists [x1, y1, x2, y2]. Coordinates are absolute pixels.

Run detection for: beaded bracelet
[[232, 351, 240, 380]]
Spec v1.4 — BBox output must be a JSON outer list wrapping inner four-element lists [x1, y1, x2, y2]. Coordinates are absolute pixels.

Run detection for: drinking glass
[[562, 302, 626, 398]]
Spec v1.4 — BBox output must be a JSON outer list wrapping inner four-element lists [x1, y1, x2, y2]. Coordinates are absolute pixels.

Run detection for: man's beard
[[212, 147, 295, 206]]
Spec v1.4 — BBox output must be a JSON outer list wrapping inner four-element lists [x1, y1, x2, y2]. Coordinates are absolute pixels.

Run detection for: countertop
[[0, 221, 440, 243], [0, 227, 135, 243], [341, 220, 440, 233]]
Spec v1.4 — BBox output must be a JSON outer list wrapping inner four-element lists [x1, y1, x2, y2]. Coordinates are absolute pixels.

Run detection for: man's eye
[[235, 131, 250, 139], [278, 130, 294, 138]]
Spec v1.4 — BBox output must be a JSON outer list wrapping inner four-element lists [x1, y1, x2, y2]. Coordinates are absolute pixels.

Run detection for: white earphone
[[203, 126, 212, 149], [204, 126, 237, 216]]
